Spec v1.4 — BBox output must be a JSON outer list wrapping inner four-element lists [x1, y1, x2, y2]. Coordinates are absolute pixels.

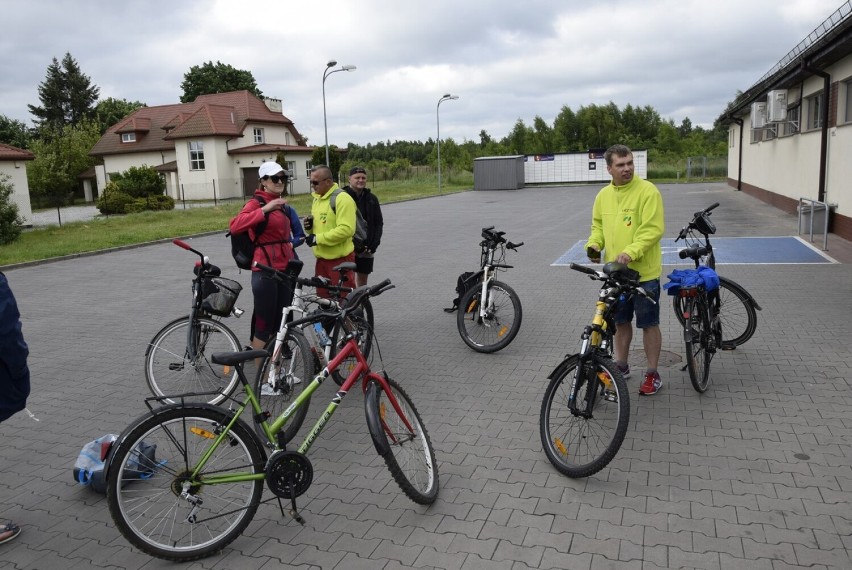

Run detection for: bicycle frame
[[186, 317, 407, 487], [474, 237, 515, 320]]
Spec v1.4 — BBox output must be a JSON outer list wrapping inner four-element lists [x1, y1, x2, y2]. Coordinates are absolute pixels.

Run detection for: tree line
[[340, 103, 728, 173]]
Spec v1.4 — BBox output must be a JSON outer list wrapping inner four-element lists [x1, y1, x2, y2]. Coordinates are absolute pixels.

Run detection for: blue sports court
[[551, 236, 837, 266]]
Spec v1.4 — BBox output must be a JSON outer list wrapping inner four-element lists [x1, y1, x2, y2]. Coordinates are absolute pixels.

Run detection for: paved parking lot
[[2, 182, 852, 569]]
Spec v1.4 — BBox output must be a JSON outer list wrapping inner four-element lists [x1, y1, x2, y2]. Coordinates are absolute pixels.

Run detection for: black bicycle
[[456, 226, 524, 353], [540, 261, 654, 478], [672, 203, 761, 349], [144, 239, 245, 405]]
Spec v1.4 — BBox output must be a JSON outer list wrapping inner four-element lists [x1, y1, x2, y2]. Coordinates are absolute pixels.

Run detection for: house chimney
[[264, 97, 283, 114]]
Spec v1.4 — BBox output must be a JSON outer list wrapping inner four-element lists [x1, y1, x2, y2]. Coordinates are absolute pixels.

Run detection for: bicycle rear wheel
[[540, 354, 629, 478], [673, 276, 757, 349], [145, 316, 241, 405], [456, 280, 522, 353], [366, 376, 439, 504], [682, 296, 713, 393], [106, 405, 265, 562], [254, 330, 313, 444], [329, 298, 374, 386]]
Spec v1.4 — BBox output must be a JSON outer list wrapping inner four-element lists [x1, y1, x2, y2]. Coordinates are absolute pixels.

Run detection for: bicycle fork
[[568, 301, 610, 415]]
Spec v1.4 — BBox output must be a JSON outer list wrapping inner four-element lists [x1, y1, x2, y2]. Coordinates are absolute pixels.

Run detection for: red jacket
[[229, 190, 295, 271]]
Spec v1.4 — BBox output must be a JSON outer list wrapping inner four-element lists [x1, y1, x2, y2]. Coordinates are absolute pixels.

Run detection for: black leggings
[[250, 271, 294, 342]]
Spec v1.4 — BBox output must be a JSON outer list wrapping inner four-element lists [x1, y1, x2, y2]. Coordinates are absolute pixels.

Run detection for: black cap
[[349, 166, 366, 176]]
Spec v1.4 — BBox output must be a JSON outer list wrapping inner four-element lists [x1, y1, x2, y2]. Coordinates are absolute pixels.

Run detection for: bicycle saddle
[[603, 262, 640, 283]]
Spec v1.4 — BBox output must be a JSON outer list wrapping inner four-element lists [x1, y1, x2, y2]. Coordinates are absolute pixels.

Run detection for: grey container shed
[[473, 155, 525, 190]]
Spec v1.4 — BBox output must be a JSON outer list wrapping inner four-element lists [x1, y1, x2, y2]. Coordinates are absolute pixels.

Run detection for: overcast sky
[[0, 0, 845, 147]]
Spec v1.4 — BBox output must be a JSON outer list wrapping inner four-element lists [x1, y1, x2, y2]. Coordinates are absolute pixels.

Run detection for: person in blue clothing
[[0, 272, 30, 545]]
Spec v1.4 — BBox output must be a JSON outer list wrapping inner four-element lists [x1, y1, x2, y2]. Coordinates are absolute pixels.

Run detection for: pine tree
[[28, 52, 100, 132]]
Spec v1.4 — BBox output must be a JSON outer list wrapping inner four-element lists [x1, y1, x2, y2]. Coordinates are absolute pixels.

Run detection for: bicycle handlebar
[[253, 261, 354, 294], [481, 227, 525, 251], [569, 262, 600, 277], [676, 202, 721, 241]]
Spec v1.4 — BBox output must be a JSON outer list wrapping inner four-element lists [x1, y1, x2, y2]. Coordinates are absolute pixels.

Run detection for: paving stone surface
[[2, 182, 851, 569]]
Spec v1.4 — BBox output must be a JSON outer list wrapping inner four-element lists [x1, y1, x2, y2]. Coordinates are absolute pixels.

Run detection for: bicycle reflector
[[678, 287, 699, 298]]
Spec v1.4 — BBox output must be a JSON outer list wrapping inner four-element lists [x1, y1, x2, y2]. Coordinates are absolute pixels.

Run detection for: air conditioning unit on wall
[[751, 101, 768, 129], [767, 90, 788, 122]]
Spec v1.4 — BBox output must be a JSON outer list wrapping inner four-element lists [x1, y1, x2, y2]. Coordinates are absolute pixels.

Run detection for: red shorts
[[314, 253, 356, 298]]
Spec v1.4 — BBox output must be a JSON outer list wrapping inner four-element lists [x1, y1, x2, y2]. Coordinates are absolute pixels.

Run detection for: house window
[[729, 127, 735, 148], [286, 161, 297, 180], [189, 141, 205, 170], [121, 133, 136, 143], [806, 92, 823, 130], [843, 78, 852, 124], [253, 128, 264, 144], [782, 105, 800, 136], [305, 162, 313, 179], [285, 132, 291, 145]]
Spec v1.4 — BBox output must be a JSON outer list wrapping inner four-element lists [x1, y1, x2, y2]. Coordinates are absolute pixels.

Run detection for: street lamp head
[[442, 93, 452, 98], [449, 95, 459, 100], [341, 65, 356, 71], [326, 60, 337, 68]]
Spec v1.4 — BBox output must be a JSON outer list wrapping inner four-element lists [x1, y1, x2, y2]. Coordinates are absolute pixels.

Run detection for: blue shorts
[[613, 279, 660, 329]]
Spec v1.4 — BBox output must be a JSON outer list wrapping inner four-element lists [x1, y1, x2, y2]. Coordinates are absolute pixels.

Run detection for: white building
[[0, 143, 34, 226], [90, 91, 315, 200], [719, 1, 852, 242]]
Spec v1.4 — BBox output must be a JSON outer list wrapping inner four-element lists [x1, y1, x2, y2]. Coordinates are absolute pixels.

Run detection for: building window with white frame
[[285, 132, 291, 145], [253, 128, 264, 144], [806, 92, 823, 130], [844, 78, 852, 124], [305, 162, 313, 179], [121, 133, 136, 143], [189, 141, 205, 170], [286, 161, 297, 180]]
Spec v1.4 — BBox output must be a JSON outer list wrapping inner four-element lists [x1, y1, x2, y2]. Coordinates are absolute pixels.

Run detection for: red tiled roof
[[0, 143, 35, 161], [229, 143, 315, 155], [90, 90, 308, 157]]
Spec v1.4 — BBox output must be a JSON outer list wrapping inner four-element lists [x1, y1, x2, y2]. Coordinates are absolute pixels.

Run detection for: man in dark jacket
[[343, 166, 384, 287], [1, 272, 30, 544]]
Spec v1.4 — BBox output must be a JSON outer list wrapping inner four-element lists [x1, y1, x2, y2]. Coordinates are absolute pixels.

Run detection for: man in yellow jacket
[[304, 165, 357, 297], [585, 144, 665, 395]]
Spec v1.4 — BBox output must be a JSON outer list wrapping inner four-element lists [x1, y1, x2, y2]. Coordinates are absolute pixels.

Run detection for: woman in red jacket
[[229, 162, 302, 350]]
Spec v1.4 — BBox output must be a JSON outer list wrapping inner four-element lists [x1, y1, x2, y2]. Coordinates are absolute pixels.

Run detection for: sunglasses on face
[[264, 174, 288, 183], [310, 177, 330, 186]]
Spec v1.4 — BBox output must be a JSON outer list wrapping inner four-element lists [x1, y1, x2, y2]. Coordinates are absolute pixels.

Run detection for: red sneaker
[[639, 371, 662, 395]]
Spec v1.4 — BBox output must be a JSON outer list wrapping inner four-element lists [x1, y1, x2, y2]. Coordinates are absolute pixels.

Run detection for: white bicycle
[[251, 259, 374, 444]]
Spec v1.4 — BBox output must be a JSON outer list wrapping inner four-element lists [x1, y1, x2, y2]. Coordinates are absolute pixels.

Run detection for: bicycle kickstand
[[274, 483, 306, 525]]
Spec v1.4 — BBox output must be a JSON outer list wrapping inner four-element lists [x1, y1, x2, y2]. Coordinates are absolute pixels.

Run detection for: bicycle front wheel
[[673, 276, 757, 349], [456, 280, 522, 353], [366, 376, 439, 505], [106, 405, 265, 562], [145, 316, 241, 405], [540, 355, 630, 478], [329, 298, 375, 386], [683, 296, 713, 393], [255, 330, 313, 445]]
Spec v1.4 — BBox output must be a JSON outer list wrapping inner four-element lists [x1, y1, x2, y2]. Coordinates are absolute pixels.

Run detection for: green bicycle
[[105, 279, 438, 561]]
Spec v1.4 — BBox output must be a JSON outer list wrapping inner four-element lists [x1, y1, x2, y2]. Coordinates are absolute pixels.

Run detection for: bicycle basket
[[201, 277, 242, 316]]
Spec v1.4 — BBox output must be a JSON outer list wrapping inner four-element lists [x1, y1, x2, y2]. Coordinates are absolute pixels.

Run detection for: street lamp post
[[322, 60, 356, 168], [436, 93, 459, 193]]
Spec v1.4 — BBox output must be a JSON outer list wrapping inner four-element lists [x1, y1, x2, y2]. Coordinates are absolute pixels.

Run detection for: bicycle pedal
[[603, 390, 618, 402]]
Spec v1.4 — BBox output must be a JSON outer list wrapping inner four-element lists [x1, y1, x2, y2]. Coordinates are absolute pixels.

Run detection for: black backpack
[[443, 271, 481, 313], [227, 197, 289, 270], [330, 188, 368, 253]]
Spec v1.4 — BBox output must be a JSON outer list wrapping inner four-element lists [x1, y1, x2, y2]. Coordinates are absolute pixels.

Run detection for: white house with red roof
[[90, 91, 315, 200], [0, 143, 35, 226]]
